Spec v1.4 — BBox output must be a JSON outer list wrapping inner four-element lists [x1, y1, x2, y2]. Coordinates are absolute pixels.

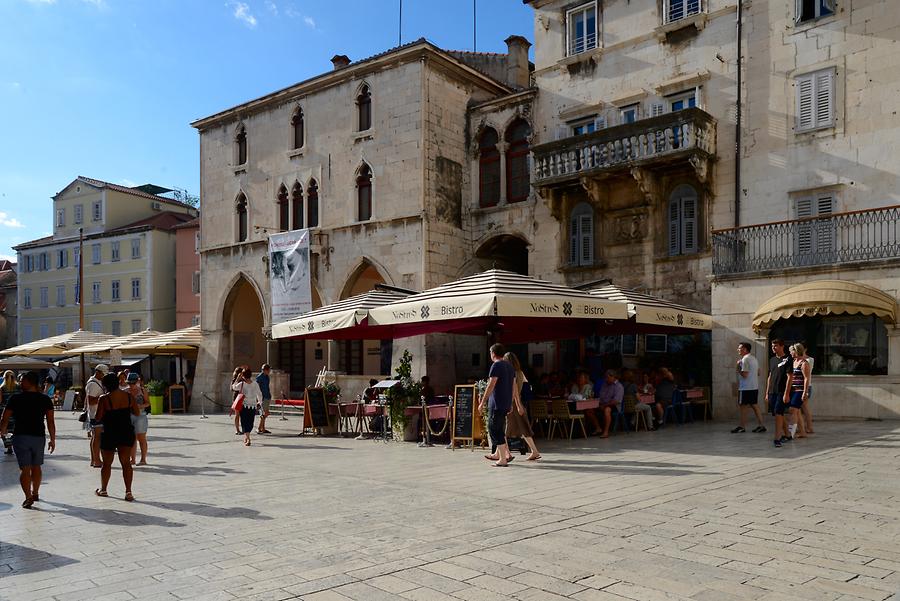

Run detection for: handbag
[[231, 382, 245, 412], [78, 409, 88, 423]]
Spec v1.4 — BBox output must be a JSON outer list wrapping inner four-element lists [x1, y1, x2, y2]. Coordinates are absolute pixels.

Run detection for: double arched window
[[569, 202, 594, 267], [235, 124, 247, 165], [357, 164, 372, 221], [357, 84, 372, 131], [307, 179, 319, 228], [291, 182, 304, 229], [291, 107, 304, 150], [505, 119, 531, 203], [277, 185, 289, 231], [478, 128, 501, 208], [236, 193, 248, 242]]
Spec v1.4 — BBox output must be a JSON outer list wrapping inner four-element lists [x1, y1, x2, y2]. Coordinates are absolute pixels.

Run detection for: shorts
[[773, 396, 788, 416], [488, 409, 507, 446], [739, 389, 759, 406], [789, 391, 805, 409], [261, 398, 271, 414], [12, 435, 45, 468], [767, 393, 782, 415], [131, 413, 149, 435]]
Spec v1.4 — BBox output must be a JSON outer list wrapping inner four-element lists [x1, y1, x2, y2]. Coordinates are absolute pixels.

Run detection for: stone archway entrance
[[474, 234, 529, 275], [222, 276, 267, 372], [338, 261, 390, 376]]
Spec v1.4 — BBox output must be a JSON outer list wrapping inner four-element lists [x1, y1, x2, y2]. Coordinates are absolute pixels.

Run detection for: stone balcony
[[531, 107, 717, 188]]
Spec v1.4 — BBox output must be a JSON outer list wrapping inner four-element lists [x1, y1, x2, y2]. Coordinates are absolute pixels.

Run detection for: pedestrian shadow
[[0, 502, 12, 512], [251, 442, 352, 451], [527, 460, 719, 477], [137, 463, 245, 477], [0, 542, 79, 575], [137, 500, 274, 521], [38, 500, 186, 528], [143, 451, 190, 459]]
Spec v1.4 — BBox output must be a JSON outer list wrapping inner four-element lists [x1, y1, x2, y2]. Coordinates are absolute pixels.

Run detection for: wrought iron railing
[[532, 107, 716, 184], [712, 205, 900, 275]]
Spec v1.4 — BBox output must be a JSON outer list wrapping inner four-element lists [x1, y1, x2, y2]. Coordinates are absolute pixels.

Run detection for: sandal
[[124, 492, 134, 502], [483, 454, 499, 461], [137, 461, 147, 466], [491, 462, 508, 468], [22, 498, 33, 509], [95, 489, 108, 497], [527, 454, 542, 461]]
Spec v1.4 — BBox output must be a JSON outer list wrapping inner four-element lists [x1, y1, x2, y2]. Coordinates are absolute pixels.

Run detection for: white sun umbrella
[[0, 356, 57, 370], [0, 330, 116, 357], [116, 326, 203, 354], [585, 282, 712, 330]]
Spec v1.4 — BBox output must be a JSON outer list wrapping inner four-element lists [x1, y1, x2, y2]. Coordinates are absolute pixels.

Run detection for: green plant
[[323, 380, 341, 402], [147, 380, 167, 396], [475, 378, 489, 446], [388, 350, 422, 432]]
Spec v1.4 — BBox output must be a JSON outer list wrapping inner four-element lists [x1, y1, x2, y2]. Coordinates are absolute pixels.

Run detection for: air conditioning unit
[[151, 201, 162, 211]]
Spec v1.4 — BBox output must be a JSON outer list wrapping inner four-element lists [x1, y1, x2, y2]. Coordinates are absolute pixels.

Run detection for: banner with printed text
[[269, 229, 311, 325]]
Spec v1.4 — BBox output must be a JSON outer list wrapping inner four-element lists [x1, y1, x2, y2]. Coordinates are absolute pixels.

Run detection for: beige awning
[[116, 326, 203, 354], [272, 288, 412, 340], [752, 280, 898, 332], [60, 330, 163, 355], [587, 284, 712, 330], [0, 330, 116, 356]]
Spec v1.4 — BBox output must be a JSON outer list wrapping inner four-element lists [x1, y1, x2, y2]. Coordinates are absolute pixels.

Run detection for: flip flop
[[483, 454, 498, 461], [527, 454, 542, 461], [124, 492, 134, 502], [95, 489, 108, 497], [22, 498, 33, 509]]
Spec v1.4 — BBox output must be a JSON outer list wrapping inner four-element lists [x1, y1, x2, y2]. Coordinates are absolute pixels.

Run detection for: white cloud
[[303, 16, 316, 28], [228, 1, 258, 28], [0, 255, 16, 263], [0, 212, 25, 228], [265, 0, 277, 15]]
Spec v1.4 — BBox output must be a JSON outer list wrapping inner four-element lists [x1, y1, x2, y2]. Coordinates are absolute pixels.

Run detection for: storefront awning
[[752, 280, 898, 332]]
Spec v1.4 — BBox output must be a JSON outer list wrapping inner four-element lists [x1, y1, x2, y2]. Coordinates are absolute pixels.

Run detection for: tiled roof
[[171, 217, 200, 230], [73, 176, 195, 210], [117, 211, 196, 231]]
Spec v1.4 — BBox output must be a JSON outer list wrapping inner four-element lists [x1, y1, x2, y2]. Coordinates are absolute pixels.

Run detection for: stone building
[[710, 0, 900, 419], [191, 39, 533, 401], [0, 260, 17, 351]]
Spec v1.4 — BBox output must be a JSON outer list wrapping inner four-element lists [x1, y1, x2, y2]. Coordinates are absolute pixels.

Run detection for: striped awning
[[61, 330, 164, 355], [368, 269, 629, 326], [587, 284, 712, 330], [272, 288, 412, 340], [0, 330, 116, 356], [752, 280, 897, 331], [116, 326, 203, 353]]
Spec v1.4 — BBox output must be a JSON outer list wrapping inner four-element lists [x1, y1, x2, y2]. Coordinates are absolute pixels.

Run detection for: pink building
[[174, 218, 200, 329]]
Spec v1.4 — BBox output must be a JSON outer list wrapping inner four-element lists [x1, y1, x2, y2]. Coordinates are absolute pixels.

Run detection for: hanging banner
[[269, 229, 312, 325]]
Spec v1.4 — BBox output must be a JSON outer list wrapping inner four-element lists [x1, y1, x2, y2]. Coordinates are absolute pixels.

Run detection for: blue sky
[[0, 0, 534, 261]]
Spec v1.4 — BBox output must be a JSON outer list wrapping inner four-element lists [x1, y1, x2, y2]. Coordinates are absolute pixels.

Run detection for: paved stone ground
[[1, 412, 899, 601]]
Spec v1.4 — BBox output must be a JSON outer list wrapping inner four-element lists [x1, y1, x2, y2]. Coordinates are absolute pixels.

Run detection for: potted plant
[[475, 378, 489, 448], [147, 380, 167, 415], [387, 350, 422, 442]]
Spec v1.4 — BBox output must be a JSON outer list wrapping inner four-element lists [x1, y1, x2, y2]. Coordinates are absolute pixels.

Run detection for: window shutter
[[796, 197, 814, 256], [579, 213, 594, 266], [796, 74, 815, 130], [569, 215, 579, 265], [668, 198, 680, 255], [651, 103, 665, 117], [556, 125, 569, 140], [594, 115, 607, 130], [823, 0, 835, 10], [814, 69, 835, 128], [815, 193, 835, 256], [795, 0, 803, 23], [681, 194, 698, 253]]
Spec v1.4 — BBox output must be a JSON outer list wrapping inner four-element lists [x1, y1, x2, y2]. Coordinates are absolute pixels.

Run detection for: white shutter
[[556, 125, 569, 140], [796, 196, 814, 256], [795, 0, 804, 23], [594, 115, 607, 129], [681, 195, 698, 253], [651, 103, 665, 117], [815, 193, 835, 256], [579, 213, 594, 265], [668, 198, 680, 255], [814, 69, 835, 128], [569, 215, 579, 265], [796, 73, 815, 130]]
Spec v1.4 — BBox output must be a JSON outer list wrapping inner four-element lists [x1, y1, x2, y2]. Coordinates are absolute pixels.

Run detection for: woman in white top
[[231, 368, 262, 446]]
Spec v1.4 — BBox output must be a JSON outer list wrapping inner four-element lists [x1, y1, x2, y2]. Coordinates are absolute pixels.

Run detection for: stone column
[[887, 325, 900, 375], [497, 141, 509, 206]]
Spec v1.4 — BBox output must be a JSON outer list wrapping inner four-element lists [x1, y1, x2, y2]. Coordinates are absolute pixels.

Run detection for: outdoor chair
[[663, 389, 692, 425], [621, 394, 650, 432], [530, 398, 549, 437], [549, 399, 588, 441], [611, 401, 630, 434]]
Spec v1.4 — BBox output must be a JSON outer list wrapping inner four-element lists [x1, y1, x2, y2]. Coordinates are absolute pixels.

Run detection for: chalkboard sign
[[304, 387, 329, 429], [452, 385, 477, 450], [168, 385, 186, 413]]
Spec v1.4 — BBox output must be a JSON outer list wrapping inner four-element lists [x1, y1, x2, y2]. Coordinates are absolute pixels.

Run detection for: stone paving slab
[[1, 414, 899, 600]]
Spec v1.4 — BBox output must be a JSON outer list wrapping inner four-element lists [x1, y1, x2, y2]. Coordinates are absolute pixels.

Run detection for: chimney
[[504, 35, 532, 89], [331, 54, 351, 70]]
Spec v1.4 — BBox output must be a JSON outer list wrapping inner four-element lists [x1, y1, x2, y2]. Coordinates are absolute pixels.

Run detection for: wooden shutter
[[815, 193, 835, 256], [796, 73, 815, 130], [668, 198, 680, 255], [579, 213, 594, 265], [796, 196, 814, 256], [681, 194, 698, 253], [594, 115, 607, 130], [555, 125, 569, 140], [569, 214, 579, 265], [814, 69, 835, 128]]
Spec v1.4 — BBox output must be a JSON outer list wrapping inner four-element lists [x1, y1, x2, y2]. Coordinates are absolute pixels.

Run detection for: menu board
[[304, 387, 329, 429], [452, 385, 477, 450], [168, 385, 186, 413]]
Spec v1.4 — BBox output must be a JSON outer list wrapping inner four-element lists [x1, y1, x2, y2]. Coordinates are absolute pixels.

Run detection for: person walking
[[127, 373, 150, 465], [504, 352, 541, 461], [786, 343, 811, 440], [95, 373, 139, 501], [0, 371, 55, 509], [477, 343, 515, 468], [731, 342, 766, 434], [232, 368, 262, 446], [764, 339, 792, 447], [256, 364, 272, 434], [2, 370, 18, 455], [230, 366, 244, 435], [85, 364, 109, 468]]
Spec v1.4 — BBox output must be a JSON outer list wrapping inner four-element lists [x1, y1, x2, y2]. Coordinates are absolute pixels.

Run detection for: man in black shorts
[[732, 342, 765, 434], [0, 371, 56, 508], [477, 343, 514, 467], [764, 339, 792, 447]]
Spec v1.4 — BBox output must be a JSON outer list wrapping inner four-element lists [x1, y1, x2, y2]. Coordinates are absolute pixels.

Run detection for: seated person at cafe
[[548, 372, 567, 398], [622, 370, 655, 431], [653, 368, 677, 427], [596, 370, 624, 438], [363, 379, 379, 402], [640, 371, 655, 396], [569, 371, 594, 399]]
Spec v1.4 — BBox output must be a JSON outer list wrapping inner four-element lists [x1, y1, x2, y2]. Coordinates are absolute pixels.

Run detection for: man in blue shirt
[[255, 364, 272, 434], [478, 343, 515, 467]]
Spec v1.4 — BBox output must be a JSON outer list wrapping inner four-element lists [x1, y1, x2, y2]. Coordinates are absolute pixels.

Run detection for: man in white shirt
[[84, 364, 109, 467], [731, 342, 765, 434]]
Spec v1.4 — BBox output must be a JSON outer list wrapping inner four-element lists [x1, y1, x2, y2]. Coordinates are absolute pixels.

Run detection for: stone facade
[[0, 261, 17, 351]]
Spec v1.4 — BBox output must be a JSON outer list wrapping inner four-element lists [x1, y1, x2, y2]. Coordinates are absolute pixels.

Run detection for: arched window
[[357, 84, 372, 131], [307, 179, 319, 228], [357, 164, 372, 221], [291, 107, 304, 150], [569, 202, 593, 267], [668, 184, 699, 256], [478, 127, 500, 208], [236, 193, 248, 242], [235, 125, 247, 165], [506, 119, 531, 203], [277, 185, 289, 231], [291, 182, 304, 230]]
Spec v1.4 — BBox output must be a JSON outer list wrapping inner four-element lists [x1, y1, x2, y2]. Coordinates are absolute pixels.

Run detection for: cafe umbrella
[[582, 281, 713, 333]]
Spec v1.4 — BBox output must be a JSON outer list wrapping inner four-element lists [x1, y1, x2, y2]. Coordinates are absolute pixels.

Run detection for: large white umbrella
[[0, 330, 115, 357], [0, 356, 57, 370], [61, 329, 163, 355], [116, 326, 203, 354], [585, 283, 712, 331]]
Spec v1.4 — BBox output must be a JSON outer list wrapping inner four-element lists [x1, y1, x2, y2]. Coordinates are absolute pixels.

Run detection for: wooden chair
[[622, 394, 650, 432], [549, 399, 588, 440], [687, 387, 711, 422], [530, 399, 549, 437]]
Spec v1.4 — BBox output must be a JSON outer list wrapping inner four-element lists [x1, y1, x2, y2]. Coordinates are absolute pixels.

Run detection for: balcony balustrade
[[712, 205, 900, 276]]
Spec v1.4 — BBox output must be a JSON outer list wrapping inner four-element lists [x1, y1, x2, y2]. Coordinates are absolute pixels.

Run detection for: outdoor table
[[541, 398, 600, 412], [638, 393, 655, 405]]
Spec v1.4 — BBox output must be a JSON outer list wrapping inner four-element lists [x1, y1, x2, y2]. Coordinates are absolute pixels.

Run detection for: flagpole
[[79, 227, 86, 390]]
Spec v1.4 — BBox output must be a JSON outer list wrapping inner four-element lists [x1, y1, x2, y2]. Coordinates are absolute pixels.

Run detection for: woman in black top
[[95, 373, 139, 501]]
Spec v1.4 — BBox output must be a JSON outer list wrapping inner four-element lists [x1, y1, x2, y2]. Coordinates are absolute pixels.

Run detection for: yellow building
[[15, 177, 198, 342]]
